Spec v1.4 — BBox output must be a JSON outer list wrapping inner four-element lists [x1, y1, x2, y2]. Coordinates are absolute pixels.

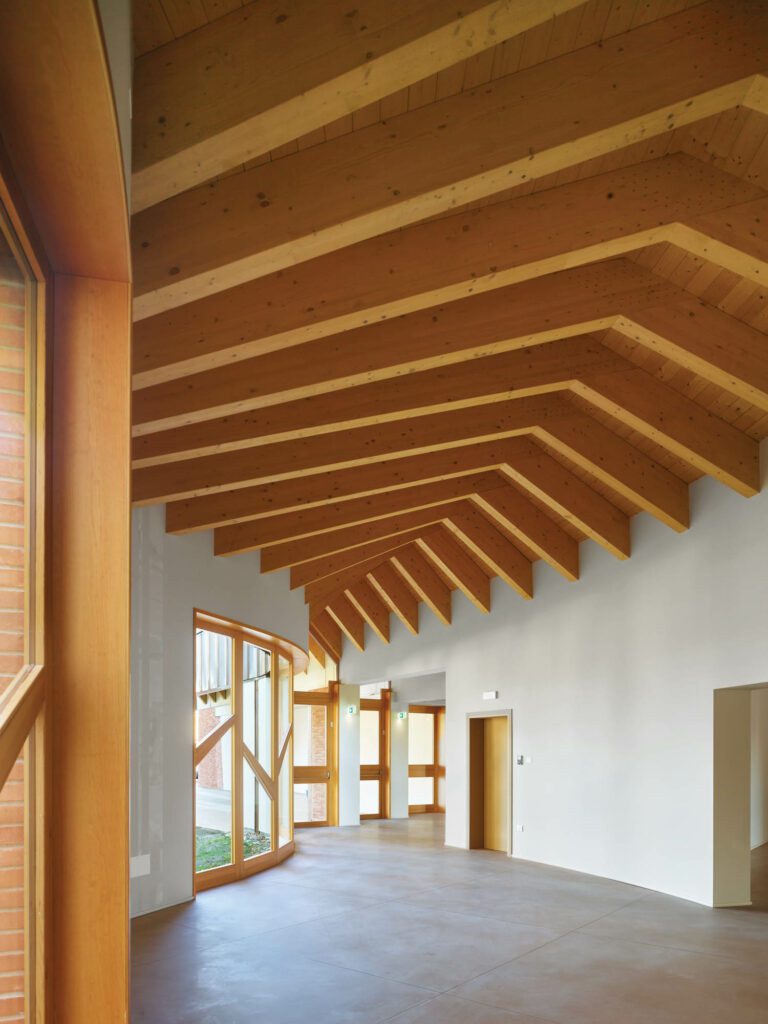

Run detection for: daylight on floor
[[0, 1, 766, 1021]]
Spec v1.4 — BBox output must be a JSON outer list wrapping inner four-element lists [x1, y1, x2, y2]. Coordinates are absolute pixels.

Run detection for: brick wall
[[0, 254, 26, 1022]]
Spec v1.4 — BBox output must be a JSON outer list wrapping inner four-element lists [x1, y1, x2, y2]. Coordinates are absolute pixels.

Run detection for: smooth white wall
[[130, 505, 308, 917], [751, 688, 768, 850], [338, 684, 361, 826], [341, 442, 768, 906]]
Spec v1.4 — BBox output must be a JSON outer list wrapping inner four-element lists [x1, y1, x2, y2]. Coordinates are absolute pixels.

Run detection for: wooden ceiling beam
[[444, 506, 533, 599], [132, 3, 767, 318], [345, 579, 391, 645], [309, 611, 343, 664], [498, 447, 630, 560], [213, 471, 504, 553], [165, 438, 533, 533], [471, 484, 580, 581], [326, 594, 365, 652], [256, 502, 466, 572], [132, 154, 766, 385], [291, 530, 429, 590], [135, 330, 760, 500], [391, 546, 452, 627], [133, 0, 586, 211], [135, 394, 690, 534], [367, 562, 420, 636], [575, 368, 759, 496], [132, 260, 663, 433], [417, 527, 492, 614]]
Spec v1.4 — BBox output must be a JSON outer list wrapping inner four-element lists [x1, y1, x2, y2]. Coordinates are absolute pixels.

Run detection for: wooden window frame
[[0, 155, 51, 1024], [192, 609, 307, 893], [359, 691, 391, 820], [408, 706, 446, 815], [293, 682, 339, 828]]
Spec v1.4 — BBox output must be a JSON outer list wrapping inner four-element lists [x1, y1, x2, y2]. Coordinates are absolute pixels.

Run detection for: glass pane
[[293, 650, 329, 692], [360, 709, 380, 766], [195, 628, 232, 694], [0, 218, 28, 699], [278, 655, 291, 750], [360, 779, 379, 816], [408, 712, 434, 764], [408, 776, 435, 806], [278, 742, 291, 847], [195, 731, 233, 872], [0, 752, 25, 1020], [294, 782, 327, 824], [242, 761, 272, 859], [293, 704, 327, 767], [243, 642, 272, 774], [195, 694, 232, 744]]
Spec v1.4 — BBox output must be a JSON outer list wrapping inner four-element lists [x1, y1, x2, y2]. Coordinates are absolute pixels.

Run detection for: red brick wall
[[0, 258, 26, 1020], [196, 706, 224, 790]]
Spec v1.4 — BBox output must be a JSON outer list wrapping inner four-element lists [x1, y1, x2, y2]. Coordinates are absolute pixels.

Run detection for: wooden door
[[483, 716, 509, 852], [360, 693, 390, 819]]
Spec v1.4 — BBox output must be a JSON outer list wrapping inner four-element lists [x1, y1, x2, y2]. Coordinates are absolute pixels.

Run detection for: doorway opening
[[468, 712, 512, 854], [713, 683, 768, 907], [360, 690, 391, 820], [293, 648, 339, 828]]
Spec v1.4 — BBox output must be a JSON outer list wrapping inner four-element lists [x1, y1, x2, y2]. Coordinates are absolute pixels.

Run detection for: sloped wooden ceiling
[[131, 0, 768, 663]]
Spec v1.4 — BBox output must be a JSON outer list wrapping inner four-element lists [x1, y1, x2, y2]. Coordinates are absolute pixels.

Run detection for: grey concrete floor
[[132, 816, 768, 1023]]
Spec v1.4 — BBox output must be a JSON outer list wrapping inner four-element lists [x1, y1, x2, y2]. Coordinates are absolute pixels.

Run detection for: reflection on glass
[[360, 709, 380, 765], [243, 642, 272, 773], [408, 712, 434, 764], [408, 776, 435, 806], [0, 753, 25, 1018], [293, 704, 327, 767], [278, 655, 291, 749], [360, 779, 379, 816], [195, 732, 233, 872], [242, 760, 272, 859], [279, 743, 291, 847], [293, 782, 327, 823]]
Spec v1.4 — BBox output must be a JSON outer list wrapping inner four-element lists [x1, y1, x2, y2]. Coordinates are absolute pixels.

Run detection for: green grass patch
[[195, 827, 271, 872]]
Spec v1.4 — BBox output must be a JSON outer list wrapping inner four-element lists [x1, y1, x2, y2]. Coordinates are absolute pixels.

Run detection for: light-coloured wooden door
[[483, 716, 508, 852]]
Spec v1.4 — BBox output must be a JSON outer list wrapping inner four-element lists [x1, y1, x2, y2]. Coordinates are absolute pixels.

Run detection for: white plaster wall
[[130, 506, 308, 917], [751, 687, 768, 850], [340, 443, 768, 906], [338, 684, 361, 826]]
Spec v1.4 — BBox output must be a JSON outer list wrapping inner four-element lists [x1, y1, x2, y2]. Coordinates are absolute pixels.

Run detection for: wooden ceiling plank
[[444, 505, 533, 599], [165, 439, 533, 533], [307, 634, 326, 668], [498, 445, 631, 559], [132, 3, 767, 317], [391, 546, 452, 626], [213, 471, 505, 552], [345, 579, 391, 645], [417, 526, 492, 613], [131, 260, 663, 432], [133, 0, 587, 210], [326, 594, 365, 652], [132, 153, 765, 385], [471, 484, 580, 581], [255, 502, 465, 571], [367, 562, 420, 635]]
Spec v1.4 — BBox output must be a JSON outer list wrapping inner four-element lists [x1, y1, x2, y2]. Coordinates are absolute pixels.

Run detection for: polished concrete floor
[[132, 817, 768, 1023]]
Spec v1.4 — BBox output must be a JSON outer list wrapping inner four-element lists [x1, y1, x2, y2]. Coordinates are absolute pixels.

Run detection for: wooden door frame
[[192, 610, 306, 892], [293, 681, 339, 828], [466, 710, 513, 855], [360, 691, 391, 820], [407, 705, 445, 815]]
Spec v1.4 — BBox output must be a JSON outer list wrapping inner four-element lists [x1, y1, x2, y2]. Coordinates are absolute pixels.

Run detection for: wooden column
[[51, 276, 131, 1020]]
